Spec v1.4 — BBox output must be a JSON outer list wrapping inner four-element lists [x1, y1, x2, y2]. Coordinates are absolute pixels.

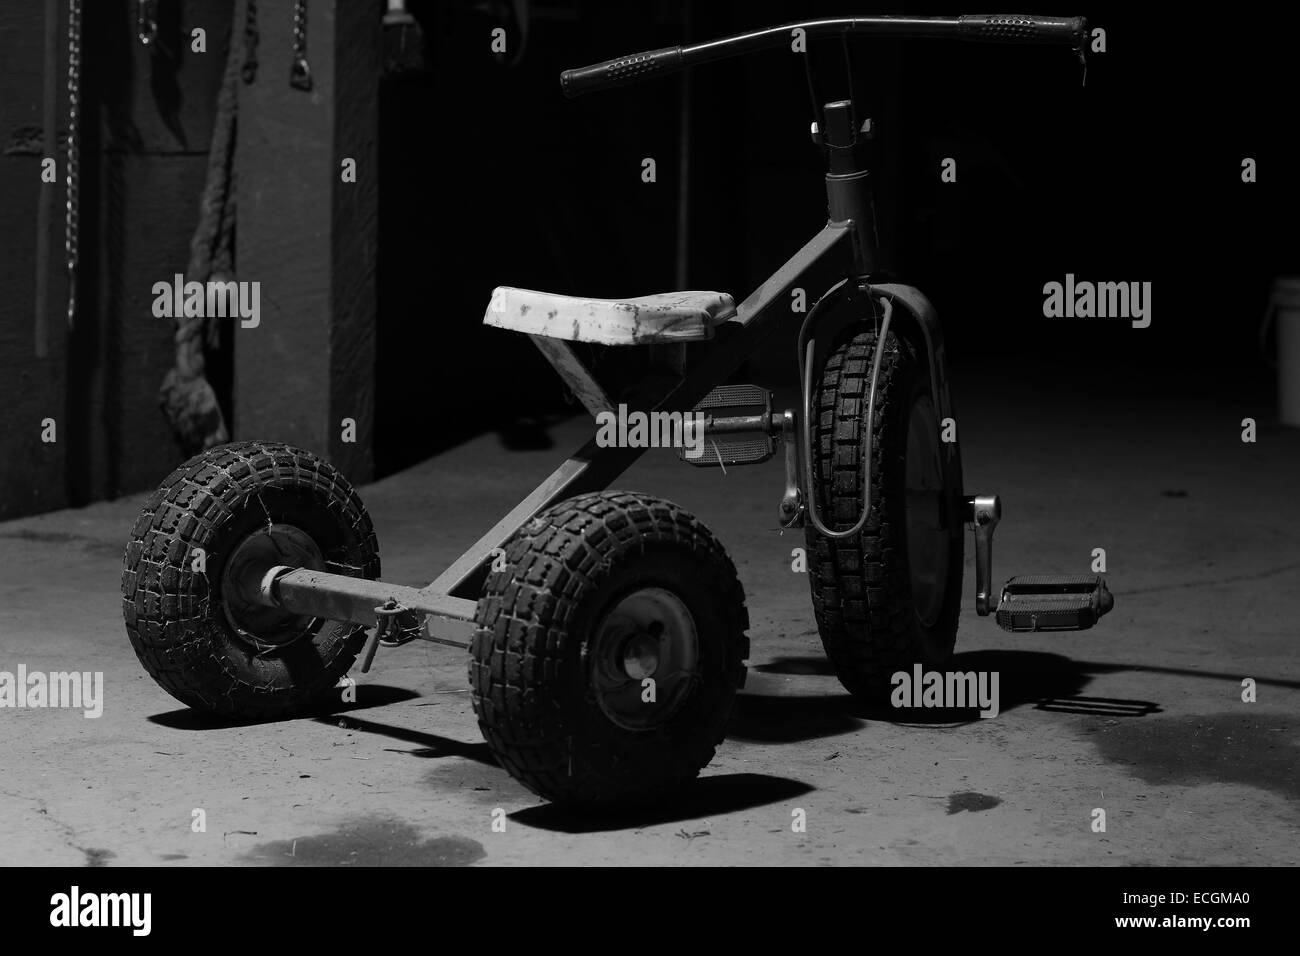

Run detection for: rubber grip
[[958, 14, 1086, 46], [560, 46, 685, 98]]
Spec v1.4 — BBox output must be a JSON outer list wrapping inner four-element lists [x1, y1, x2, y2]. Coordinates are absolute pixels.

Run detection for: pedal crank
[[964, 494, 1115, 632], [965, 494, 1002, 615]]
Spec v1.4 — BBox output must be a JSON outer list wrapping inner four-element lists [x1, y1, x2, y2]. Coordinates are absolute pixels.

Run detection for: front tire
[[805, 328, 964, 702], [470, 491, 749, 808]]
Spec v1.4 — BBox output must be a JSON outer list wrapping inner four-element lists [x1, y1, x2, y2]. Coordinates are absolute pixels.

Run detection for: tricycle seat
[[484, 286, 736, 345]]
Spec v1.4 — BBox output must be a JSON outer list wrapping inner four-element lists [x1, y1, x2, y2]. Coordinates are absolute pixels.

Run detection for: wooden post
[[234, 0, 378, 482]]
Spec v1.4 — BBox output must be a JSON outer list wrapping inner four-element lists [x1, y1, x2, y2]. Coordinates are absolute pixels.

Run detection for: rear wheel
[[121, 442, 379, 719], [470, 491, 749, 808], [804, 328, 964, 702]]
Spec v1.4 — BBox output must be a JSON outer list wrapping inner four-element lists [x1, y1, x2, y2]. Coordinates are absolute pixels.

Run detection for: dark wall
[[0, 0, 233, 521], [376, 1, 1298, 475], [3, 2, 1293, 511]]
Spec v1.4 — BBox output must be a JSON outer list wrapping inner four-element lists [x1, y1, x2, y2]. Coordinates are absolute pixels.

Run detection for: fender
[[868, 282, 964, 496], [799, 279, 957, 432], [866, 282, 957, 426], [797, 278, 965, 530]]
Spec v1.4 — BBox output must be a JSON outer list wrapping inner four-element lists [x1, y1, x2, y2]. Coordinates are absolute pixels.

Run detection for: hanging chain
[[289, 0, 312, 90], [65, 0, 82, 328], [241, 0, 259, 83]]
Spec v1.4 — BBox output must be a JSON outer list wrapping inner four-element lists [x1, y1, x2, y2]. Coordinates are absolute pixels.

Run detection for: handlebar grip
[[560, 46, 685, 98], [957, 14, 1086, 46]]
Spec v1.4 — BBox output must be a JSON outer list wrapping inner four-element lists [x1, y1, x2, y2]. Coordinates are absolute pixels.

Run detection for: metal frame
[[259, 220, 862, 646], [253, 91, 965, 652]]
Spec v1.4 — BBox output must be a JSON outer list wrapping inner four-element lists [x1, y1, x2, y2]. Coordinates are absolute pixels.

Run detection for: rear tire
[[804, 328, 964, 702], [121, 442, 380, 719], [470, 491, 749, 808]]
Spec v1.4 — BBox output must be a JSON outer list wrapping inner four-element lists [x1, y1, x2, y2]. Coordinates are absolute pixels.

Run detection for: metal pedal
[[995, 574, 1114, 633], [677, 384, 777, 467]]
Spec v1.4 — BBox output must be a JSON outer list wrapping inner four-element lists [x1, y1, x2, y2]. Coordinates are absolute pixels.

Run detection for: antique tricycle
[[122, 13, 1112, 807]]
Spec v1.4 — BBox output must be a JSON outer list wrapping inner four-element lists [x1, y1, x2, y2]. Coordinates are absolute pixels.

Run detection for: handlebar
[[560, 14, 1087, 98]]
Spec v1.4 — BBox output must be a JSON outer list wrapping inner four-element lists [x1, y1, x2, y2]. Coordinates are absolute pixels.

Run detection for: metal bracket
[[357, 599, 424, 673]]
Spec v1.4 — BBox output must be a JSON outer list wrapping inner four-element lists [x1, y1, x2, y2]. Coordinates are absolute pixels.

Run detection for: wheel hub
[[221, 523, 326, 647], [620, 624, 663, 680], [593, 588, 699, 730]]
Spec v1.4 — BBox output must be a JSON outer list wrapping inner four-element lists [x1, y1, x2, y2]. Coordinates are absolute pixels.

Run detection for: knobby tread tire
[[121, 441, 379, 719], [470, 491, 749, 808], [804, 329, 964, 701]]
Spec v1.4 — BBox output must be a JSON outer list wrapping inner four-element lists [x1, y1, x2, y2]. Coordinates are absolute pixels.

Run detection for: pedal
[[677, 384, 776, 467], [995, 574, 1114, 633]]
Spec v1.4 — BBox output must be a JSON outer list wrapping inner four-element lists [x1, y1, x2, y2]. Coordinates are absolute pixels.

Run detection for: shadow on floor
[[729, 688, 867, 742], [741, 647, 1300, 753], [508, 772, 815, 833], [147, 685, 421, 729], [733, 650, 1157, 738], [317, 714, 498, 765]]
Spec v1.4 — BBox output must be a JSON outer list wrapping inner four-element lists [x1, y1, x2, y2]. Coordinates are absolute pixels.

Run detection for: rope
[[159, 24, 241, 452]]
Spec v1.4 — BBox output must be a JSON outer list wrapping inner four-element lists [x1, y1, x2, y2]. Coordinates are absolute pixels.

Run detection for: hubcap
[[221, 523, 326, 646], [904, 394, 950, 628], [592, 588, 699, 731]]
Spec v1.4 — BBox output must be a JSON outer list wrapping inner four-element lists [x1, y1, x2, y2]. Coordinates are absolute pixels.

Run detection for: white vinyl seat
[[483, 286, 737, 345]]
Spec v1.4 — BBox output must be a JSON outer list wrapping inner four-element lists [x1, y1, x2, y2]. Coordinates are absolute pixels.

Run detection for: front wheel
[[470, 491, 749, 808], [804, 327, 965, 702]]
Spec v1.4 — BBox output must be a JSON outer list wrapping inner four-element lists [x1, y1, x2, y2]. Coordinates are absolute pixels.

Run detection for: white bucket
[[1270, 278, 1300, 426]]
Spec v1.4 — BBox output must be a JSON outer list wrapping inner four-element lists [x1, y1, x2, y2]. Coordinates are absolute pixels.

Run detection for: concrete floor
[[1, 359, 1297, 866]]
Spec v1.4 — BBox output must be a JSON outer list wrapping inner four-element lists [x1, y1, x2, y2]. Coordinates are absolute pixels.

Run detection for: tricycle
[[122, 12, 1113, 808]]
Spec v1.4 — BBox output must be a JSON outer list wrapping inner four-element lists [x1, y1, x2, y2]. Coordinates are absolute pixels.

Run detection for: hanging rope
[[158, 25, 240, 454]]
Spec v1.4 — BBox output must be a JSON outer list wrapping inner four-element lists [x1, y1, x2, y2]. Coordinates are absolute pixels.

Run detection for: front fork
[[772, 282, 1000, 617], [776, 406, 1003, 621]]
